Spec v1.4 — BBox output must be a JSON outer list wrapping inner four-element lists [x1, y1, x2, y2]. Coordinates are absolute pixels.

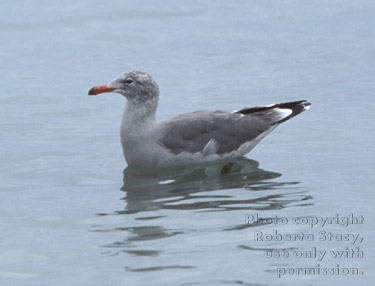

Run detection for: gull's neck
[[122, 97, 158, 128]]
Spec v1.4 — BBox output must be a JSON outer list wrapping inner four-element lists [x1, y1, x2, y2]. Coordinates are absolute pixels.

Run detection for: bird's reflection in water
[[118, 158, 310, 215], [95, 158, 313, 262]]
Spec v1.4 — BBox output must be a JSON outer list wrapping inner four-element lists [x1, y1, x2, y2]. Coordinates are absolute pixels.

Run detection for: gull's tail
[[235, 100, 311, 125]]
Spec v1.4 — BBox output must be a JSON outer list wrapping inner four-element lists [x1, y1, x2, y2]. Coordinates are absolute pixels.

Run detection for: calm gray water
[[1, 1, 374, 285]]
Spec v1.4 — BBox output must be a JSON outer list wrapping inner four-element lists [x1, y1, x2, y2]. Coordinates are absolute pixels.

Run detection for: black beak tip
[[88, 87, 96, 96]]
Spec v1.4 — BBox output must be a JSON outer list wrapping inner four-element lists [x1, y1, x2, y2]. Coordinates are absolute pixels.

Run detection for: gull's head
[[88, 71, 159, 102]]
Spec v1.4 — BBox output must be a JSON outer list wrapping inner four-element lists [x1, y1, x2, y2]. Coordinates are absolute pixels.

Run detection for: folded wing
[[158, 100, 310, 156]]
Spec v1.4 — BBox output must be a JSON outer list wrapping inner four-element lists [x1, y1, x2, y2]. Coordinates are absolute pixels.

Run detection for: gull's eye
[[125, 78, 133, 85]]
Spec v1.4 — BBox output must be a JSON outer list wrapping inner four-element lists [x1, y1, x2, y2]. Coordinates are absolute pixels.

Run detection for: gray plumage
[[88, 71, 311, 168], [159, 100, 309, 155]]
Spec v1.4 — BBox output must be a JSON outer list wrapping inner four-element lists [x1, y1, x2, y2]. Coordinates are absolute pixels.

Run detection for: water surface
[[1, 1, 374, 285]]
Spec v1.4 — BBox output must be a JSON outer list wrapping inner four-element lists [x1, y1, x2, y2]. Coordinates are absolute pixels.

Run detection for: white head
[[89, 71, 159, 103], [89, 71, 160, 123]]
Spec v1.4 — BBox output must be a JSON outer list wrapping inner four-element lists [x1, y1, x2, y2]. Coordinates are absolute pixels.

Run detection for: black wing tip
[[235, 99, 311, 125], [278, 100, 311, 112], [236, 99, 311, 115], [273, 100, 311, 124]]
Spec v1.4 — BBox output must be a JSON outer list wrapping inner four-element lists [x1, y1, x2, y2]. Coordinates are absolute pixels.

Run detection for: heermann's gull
[[88, 71, 310, 168]]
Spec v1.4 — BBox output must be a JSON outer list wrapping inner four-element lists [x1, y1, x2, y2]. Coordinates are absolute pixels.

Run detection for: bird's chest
[[121, 127, 147, 152], [120, 125, 160, 167]]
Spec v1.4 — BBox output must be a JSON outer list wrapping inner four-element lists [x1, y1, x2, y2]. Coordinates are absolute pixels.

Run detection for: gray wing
[[158, 111, 271, 155], [158, 100, 310, 155]]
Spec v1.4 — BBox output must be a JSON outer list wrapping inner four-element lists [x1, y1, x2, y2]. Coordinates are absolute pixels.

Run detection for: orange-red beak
[[88, 84, 115, 96]]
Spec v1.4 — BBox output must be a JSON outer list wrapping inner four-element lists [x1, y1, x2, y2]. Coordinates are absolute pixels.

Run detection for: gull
[[88, 71, 310, 168]]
